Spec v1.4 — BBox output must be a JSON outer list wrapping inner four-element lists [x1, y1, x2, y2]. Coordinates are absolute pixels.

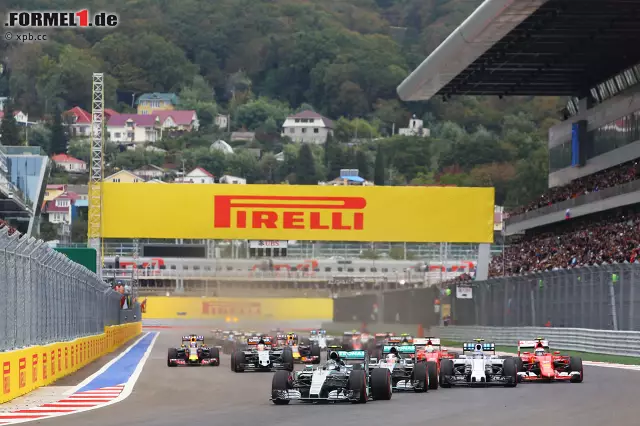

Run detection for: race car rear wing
[[336, 350, 367, 360], [182, 335, 204, 341], [462, 342, 495, 353], [517, 339, 550, 355], [382, 345, 416, 355], [413, 337, 441, 347], [247, 336, 272, 345]]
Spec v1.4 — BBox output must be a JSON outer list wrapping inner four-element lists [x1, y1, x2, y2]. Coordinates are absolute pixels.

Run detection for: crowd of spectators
[[489, 211, 640, 277], [508, 159, 640, 216]]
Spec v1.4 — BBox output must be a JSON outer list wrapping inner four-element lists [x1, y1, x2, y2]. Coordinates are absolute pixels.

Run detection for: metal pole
[[609, 276, 619, 330]]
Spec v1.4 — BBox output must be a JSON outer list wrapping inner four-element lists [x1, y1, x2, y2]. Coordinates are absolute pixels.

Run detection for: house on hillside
[[51, 154, 87, 173], [174, 167, 215, 184], [219, 175, 246, 184], [43, 191, 80, 224], [230, 131, 255, 142], [155, 110, 199, 133], [104, 170, 143, 183], [107, 114, 160, 144], [44, 184, 67, 202], [281, 110, 334, 144], [398, 115, 430, 137], [66, 107, 119, 138], [133, 164, 165, 181], [215, 114, 229, 130], [136, 93, 179, 115], [0, 110, 29, 125]]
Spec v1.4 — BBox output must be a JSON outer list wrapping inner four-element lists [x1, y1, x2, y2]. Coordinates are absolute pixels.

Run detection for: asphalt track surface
[[39, 330, 640, 426]]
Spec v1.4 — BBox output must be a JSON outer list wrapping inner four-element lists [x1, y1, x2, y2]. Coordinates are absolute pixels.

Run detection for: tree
[[374, 144, 385, 185], [296, 144, 317, 184], [356, 149, 370, 180], [71, 218, 88, 243], [49, 107, 68, 155], [0, 100, 20, 146], [39, 221, 59, 241]]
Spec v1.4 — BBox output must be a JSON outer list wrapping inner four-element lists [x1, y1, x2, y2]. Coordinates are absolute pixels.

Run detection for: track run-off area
[[1, 328, 636, 426]]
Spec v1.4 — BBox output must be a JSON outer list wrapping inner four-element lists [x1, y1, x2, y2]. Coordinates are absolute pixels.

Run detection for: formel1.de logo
[[5, 10, 118, 28]]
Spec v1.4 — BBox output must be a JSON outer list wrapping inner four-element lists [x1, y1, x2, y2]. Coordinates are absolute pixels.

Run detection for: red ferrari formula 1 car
[[413, 337, 456, 389], [516, 338, 583, 383]]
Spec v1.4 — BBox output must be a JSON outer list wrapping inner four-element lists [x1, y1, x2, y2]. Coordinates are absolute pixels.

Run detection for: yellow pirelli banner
[[143, 297, 333, 321], [0, 322, 141, 404], [102, 183, 494, 242]]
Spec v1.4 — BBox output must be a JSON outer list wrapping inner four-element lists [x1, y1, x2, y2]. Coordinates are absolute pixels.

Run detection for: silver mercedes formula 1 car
[[270, 348, 392, 404]]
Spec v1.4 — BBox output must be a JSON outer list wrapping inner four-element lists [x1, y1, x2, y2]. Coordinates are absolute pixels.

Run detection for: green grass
[[440, 340, 640, 365]]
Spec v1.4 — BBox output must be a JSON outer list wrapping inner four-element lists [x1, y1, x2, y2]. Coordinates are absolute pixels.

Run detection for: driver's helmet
[[425, 345, 435, 353], [385, 353, 398, 363], [535, 348, 545, 356], [257, 343, 265, 351], [189, 341, 197, 348], [325, 360, 340, 371]]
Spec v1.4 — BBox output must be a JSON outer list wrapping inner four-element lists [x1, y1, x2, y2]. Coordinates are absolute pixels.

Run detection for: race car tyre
[[569, 357, 583, 383], [502, 357, 518, 388], [412, 362, 428, 393], [348, 370, 368, 403], [233, 351, 245, 373], [427, 361, 438, 390], [167, 348, 178, 367], [281, 347, 294, 371], [271, 370, 291, 405], [210, 347, 220, 366], [370, 368, 392, 400], [439, 359, 454, 388], [310, 344, 321, 364], [230, 351, 236, 371], [515, 357, 524, 372]]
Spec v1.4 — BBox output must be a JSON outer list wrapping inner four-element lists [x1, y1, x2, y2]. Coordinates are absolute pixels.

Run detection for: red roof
[[0, 111, 23, 119], [104, 109, 119, 118], [108, 114, 159, 127], [193, 167, 213, 177], [65, 106, 92, 124], [288, 110, 334, 128], [155, 110, 196, 126], [52, 154, 86, 165], [46, 184, 66, 191]]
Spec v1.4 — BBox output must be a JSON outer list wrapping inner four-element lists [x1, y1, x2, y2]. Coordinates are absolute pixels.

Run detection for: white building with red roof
[[154, 110, 199, 132], [0, 110, 29, 125], [281, 110, 334, 144], [51, 154, 87, 173], [42, 191, 80, 224], [174, 167, 216, 184], [107, 114, 161, 144], [65, 106, 119, 138]]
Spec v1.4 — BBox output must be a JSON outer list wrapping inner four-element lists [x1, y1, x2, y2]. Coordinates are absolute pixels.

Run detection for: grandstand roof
[[397, 0, 640, 101]]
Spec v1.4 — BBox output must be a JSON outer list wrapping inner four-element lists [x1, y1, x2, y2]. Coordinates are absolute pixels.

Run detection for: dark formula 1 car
[[167, 335, 220, 367], [439, 340, 518, 387], [369, 345, 434, 392], [270, 349, 392, 404], [231, 336, 294, 372], [516, 338, 583, 383]]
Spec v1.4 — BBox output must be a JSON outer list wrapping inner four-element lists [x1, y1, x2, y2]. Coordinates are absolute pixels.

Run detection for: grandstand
[[0, 145, 50, 236], [398, 0, 640, 280]]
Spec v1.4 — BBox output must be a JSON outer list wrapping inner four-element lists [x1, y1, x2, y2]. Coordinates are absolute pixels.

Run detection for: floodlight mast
[[88, 72, 104, 279]]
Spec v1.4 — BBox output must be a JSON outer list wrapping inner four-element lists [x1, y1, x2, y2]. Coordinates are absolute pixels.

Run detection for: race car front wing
[[441, 374, 516, 386], [517, 371, 581, 381], [270, 389, 355, 402], [170, 358, 219, 366]]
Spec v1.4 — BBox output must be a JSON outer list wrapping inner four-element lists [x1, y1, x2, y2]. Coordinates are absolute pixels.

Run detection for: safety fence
[[432, 326, 640, 357], [0, 227, 129, 352], [331, 263, 640, 331]]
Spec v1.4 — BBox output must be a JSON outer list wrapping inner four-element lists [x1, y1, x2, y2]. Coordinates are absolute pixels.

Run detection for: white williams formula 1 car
[[439, 339, 518, 388]]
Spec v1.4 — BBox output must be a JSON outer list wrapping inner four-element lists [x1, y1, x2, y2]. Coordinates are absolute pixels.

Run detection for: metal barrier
[[0, 228, 123, 352], [432, 326, 640, 357]]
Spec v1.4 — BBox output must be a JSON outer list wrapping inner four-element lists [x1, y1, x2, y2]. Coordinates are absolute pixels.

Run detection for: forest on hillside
[[0, 0, 565, 208]]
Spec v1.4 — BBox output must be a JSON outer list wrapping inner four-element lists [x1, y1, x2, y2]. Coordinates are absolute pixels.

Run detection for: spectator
[[489, 210, 640, 277], [509, 159, 640, 215]]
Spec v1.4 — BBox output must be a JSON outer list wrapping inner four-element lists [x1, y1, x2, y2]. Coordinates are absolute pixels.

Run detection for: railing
[[59, 241, 502, 260], [507, 179, 640, 225], [433, 326, 640, 357], [0, 226, 124, 352]]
